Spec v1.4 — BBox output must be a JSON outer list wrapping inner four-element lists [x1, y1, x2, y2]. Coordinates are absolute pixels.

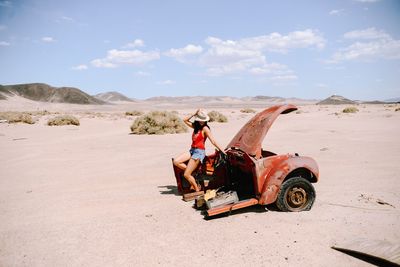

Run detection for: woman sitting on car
[[173, 109, 225, 192]]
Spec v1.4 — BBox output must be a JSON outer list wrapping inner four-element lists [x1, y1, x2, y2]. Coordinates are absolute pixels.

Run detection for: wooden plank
[[182, 191, 204, 202], [207, 198, 259, 217]]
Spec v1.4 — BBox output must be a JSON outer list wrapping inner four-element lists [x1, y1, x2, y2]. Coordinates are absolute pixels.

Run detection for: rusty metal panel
[[207, 198, 259, 217], [226, 104, 297, 158], [258, 156, 319, 205]]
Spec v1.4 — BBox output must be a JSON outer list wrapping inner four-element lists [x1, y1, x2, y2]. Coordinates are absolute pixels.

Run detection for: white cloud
[[269, 75, 298, 81], [164, 44, 203, 62], [344, 28, 390, 40], [316, 83, 329, 88], [329, 9, 344, 15], [61, 16, 74, 22], [328, 28, 400, 63], [236, 29, 325, 53], [0, 41, 10, 46], [135, 71, 150, 76], [91, 48, 160, 68], [41, 36, 55, 42], [198, 29, 324, 76], [72, 64, 88, 70], [157, 80, 175, 85], [0, 1, 12, 7], [124, 39, 145, 48], [249, 63, 290, 75]]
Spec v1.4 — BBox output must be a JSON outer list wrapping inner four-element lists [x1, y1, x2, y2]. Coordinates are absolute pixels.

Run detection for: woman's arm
[[183, 109, 199, 128], [203, 127, 226, 154]]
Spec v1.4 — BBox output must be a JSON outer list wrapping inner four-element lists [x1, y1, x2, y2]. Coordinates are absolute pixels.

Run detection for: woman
[[173, 109, 225, 192]]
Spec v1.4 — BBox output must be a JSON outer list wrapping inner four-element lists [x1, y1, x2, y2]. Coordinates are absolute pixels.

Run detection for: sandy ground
[[0, 100, 399, 266]]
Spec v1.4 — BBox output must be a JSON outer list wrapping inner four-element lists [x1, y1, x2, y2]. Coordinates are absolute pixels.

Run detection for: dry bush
[[0, 112, 35, 124], [208, 111, 228, 123], [240, 108, 256, 113], [130, 111, 187, 135], [395, 107, 400, 112], [342, 107, 359, 113], [125, 110, 143, 116], [47, 115, 80, 126], [25, 110, 52, 116]]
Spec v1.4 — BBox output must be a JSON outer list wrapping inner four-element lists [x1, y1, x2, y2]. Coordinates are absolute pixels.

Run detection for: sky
[[0, 0, 399, 100]]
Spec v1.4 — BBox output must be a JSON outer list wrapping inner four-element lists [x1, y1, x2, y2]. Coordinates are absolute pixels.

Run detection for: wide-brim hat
[[193, 110, 210, 122]]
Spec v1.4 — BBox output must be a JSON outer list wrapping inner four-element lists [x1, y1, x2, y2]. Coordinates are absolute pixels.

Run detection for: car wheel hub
[[287, 187, 307, 208]]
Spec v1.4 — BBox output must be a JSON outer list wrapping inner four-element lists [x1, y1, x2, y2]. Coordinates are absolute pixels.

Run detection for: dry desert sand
[[1, 97, 400, 266]]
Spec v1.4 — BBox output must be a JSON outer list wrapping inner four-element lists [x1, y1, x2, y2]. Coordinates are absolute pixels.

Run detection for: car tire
[[276, 177, 316, 212]]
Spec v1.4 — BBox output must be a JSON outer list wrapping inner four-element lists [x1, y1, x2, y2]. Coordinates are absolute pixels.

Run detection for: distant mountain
[[0, 83, 105, 105], [94, 91, 135, 102], [144, 95, 314, 104], [361, 100, 387, 104], [145, 96, 238, 103], [385, 97, 400, 103], [317, 95, 356, 105], [0, 85, 7, 100]]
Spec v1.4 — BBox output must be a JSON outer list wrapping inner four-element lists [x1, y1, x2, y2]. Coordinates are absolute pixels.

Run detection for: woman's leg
[[184, 158, 201, 192], [173, 151, 191, 170]]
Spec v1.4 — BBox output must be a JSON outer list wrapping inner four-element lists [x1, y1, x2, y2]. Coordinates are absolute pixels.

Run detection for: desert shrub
[[240, 108, 256, 113], [208, 111, 228, 123], [125, 110, 143, 116], [0, 112, 35, 124], [395, 107, 400, 112], [47, 115, 80, 126], [26, 110, 51, 116], [130, 111, 187, 135], [342, 107, 359, 113]]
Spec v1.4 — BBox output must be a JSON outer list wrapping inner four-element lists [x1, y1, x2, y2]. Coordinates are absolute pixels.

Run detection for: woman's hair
[[193, 121, 210, 134]]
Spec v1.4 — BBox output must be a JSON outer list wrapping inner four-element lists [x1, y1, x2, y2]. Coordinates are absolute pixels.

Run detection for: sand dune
[[0, 100, 399, 266]]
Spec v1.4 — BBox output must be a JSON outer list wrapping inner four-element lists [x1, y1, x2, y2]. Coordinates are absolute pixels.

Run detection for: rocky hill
[[0, 83, 105, 105], [385, 97, 400, 103], [94, 91, 135, 102], [317, 95, 356, 105]]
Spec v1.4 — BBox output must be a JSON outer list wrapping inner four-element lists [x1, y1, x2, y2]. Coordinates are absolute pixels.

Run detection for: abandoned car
[[172, 104, 319, 217]]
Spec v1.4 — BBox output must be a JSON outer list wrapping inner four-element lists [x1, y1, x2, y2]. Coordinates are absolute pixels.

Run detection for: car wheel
[[276, 177, 316, 212]]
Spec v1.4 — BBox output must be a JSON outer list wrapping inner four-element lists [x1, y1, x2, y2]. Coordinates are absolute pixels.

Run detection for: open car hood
[[226, 104, 298, 157]]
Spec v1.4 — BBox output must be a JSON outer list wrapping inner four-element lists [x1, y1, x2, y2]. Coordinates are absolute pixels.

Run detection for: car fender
[[258, 156, 319, 205]]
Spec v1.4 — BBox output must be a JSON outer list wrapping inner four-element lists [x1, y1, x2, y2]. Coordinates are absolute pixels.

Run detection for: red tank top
[[191, 130, 207, 149]]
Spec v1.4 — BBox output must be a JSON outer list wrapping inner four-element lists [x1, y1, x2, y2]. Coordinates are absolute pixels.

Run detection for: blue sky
[[0, 0, 399, 100]]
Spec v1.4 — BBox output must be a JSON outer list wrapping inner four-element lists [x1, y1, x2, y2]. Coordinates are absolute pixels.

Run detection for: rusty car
[[172, 104, 319, 217]]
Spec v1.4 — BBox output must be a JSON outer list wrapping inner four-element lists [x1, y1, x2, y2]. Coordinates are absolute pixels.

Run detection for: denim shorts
[[190, 148, 206, 162]]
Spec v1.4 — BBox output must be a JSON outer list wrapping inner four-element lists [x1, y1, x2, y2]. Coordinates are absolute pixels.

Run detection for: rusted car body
[[172, 104, 319, 217]]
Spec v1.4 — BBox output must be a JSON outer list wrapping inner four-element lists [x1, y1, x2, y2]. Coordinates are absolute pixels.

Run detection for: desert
[[1, 93, 399, 266]]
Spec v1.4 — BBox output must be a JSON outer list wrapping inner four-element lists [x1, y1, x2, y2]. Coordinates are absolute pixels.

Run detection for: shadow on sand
[[202, 204, 278, 220], [158, 185, 180, 196]]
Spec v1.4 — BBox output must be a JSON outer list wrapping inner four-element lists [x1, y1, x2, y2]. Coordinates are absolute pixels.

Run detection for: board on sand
[[332, 239, 400, 266]]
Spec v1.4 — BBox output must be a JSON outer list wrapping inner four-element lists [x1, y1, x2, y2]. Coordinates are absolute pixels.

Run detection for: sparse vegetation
[[24, 110, 52, 116], [240, 108, 256, 113], [47, 115, 80, 126], [342, 107, 359, 113], [395, 107, 400, 112], [0, 112, 35, 124], [208, 111, 228, 123], [125, 110, 143, 116], [130, 111, 187, 135]]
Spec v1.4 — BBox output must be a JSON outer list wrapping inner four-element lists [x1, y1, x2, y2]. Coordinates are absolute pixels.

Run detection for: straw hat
[[193, 110, 210, 122]]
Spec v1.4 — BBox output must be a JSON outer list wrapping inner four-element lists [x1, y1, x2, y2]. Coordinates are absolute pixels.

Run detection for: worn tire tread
[[276, 177, 316, 212]]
